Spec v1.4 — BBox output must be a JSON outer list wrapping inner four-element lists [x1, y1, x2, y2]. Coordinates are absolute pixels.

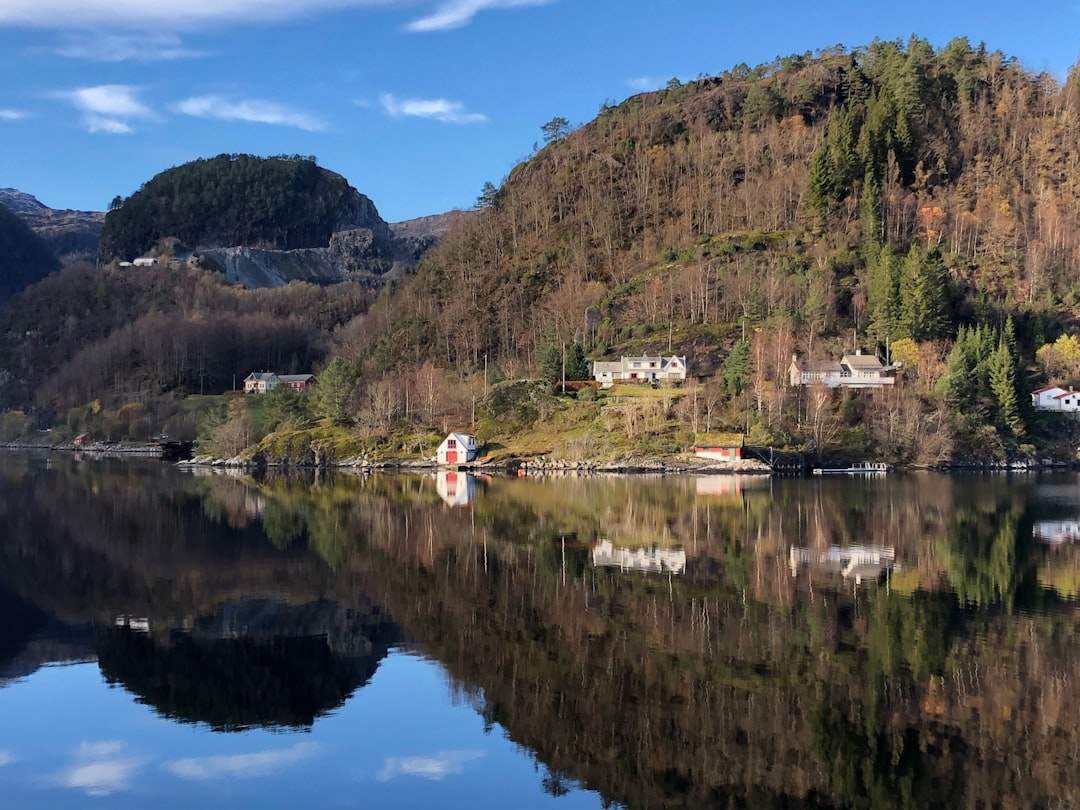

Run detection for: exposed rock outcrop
[[0, 188, 104, 265]]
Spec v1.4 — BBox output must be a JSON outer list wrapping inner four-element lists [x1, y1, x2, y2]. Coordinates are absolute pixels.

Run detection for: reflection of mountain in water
[[97, 598, 398, 732]]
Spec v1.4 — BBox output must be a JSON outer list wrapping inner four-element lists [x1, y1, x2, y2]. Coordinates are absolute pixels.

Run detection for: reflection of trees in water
[[96, 601, 398, 732], [15, 457, 1080, 806]]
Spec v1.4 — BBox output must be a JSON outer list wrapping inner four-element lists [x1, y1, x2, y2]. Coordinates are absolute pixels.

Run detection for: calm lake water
[[2, 453, 1080, 808]]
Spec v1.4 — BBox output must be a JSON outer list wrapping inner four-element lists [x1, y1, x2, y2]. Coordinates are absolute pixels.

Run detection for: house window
[[447, 439, 456, 449]]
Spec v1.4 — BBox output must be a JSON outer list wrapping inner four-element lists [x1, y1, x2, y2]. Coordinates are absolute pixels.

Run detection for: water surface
[[2, 454, 1079, 808]]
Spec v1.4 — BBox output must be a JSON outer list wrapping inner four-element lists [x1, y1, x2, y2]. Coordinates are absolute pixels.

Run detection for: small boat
[[812, 461, 888, 475]]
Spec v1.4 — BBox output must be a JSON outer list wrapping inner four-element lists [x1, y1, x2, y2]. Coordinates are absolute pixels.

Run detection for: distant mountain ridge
[[0, 188, 104, 265]]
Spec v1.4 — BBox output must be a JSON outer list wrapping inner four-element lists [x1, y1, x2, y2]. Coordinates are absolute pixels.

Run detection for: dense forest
[[0, 205, 59, 304], [98, 154, 364, 260], [6, 36, 1080, 463]]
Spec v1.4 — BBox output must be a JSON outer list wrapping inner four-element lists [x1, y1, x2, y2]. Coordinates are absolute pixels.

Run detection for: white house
[[133, 257, 158, 267], [1031, 385, 1080, 413], [592, 355, 687, 387], [436, 432, 477, 466], [789, 350, 895, 389], [244, 372, 278, 393]]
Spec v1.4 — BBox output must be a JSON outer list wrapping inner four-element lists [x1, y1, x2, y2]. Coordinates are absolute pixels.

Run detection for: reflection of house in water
[[694, 475, 770, 498], [789, 545, 896, 585], [1034, 521, 1080, 543], [115, 616, 150, 633], [436, 470, 475, 507], [591, 539, 686, 574]]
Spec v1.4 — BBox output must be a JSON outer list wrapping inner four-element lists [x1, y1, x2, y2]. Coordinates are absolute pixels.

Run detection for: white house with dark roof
[[788, 350, 894, 389], [592, 355, 687, 387]]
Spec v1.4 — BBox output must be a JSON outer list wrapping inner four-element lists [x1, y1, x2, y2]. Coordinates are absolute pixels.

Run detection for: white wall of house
[[436, 432, 477, 465]]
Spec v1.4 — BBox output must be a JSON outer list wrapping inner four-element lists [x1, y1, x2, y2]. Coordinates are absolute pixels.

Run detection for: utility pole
[[561, 343, 566, 393]]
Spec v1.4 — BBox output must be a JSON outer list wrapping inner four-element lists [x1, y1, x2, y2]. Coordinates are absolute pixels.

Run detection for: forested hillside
[[99, 154, 380, 260], [0, 205, 59, 304], [335, 36, 1080, 462]]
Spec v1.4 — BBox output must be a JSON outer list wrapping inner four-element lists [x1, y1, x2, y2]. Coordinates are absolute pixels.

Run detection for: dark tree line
[[99, 154, 359, 260]]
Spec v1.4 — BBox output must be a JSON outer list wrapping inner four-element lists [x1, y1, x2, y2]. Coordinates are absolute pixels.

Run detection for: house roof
[[245, 372, 277, 382], [1033, 385, 1067, 395], [841, 353, 885, 371], [442, 431, 475, 444], [695, 432, 744, 446], [277, 374, 315, 383], [593, 361, 623, 373], [1053, 390, 1078, 399], [797, 359, 844, 374]]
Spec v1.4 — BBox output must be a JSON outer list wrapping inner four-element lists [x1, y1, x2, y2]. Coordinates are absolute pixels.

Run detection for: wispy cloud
[[165, 742, 320, 781], [0, 109, 28, 121], [55, 32, 204, 62], [172, 95, 326, 131], [0, 750, 14, 766], [404, 0, 554, 32], [0, 1, 549, 33], [56, 84, 155, 134], [377, 750, 484, 781], [625, 77, 661, 92], [380, 93, 486, 124], [0, 1, 373, 30], [58, 741, 147, 796]]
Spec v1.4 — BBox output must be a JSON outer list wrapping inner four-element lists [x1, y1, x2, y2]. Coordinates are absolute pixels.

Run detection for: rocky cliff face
[[0, 189, 104, 265], [0, 185, 465, 289], [197, 206, 475, 290]]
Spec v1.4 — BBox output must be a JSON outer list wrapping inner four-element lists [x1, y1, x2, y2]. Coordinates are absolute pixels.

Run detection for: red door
[[446, 451, 458, 464]]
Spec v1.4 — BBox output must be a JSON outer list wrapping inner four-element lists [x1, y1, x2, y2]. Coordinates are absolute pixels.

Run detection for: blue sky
[[0, 1, 1077, 223]]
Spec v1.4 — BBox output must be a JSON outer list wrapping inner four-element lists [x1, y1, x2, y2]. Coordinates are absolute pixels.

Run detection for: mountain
[[0, 203, 61, 303], [0, 188, 104, 265], [101, 154, 436, 288]]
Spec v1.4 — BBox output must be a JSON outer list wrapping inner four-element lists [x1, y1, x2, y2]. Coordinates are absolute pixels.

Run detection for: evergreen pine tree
[[724, 339, 752, 395], [989, 337, 1023, 437], [566, 343, 590, 381]]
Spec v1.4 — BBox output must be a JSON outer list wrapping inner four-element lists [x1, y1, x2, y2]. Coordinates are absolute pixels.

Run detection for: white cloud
[[172, 95, 326, 131], [165, 742, 320, 781], [85, 115, 133, 134], [63, 85, 153, 118], [55, 84, 154, 134], [0, 1, 549, 33], [58, 740, 147, 796], [55, 32, 204, 62], [405, 0, 553, 32], [380, 93, 486, 124], [377, 750, 484, 782], [625, 77, 660, 92], [0, 750, 14, 766], [0, 1, 379, 30], [0, 109, 28, 120]]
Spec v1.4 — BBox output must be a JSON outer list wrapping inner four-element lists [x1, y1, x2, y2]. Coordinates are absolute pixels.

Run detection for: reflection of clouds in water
[[0, 750, 14, 766], [165, 742, 320, 781], [60, 740, 147, 796], [377, 750, 484, 782]]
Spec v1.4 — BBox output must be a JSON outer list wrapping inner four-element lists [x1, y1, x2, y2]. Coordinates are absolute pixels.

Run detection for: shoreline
[[3, 440, 1075, 476]]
